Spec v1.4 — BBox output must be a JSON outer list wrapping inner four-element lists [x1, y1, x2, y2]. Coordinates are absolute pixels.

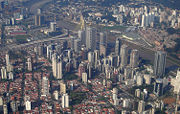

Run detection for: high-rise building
[[100, 44, 106, 57], [3, 104, 8, 114], [60, 81, 66, 94], [78, 30, 86, 45], [141, 14, 145, 27], [5, 53, 9, 66], [86, 27, 96, 51], [74, 39, 81, 52], [27, 57, 32, 71], [1, 67, 7, 79], [52, 53, 57, 78], [57, 60, 63, 79], [120, 44, 128, 67], [25, 100, 31, 111], [154, 51, 166, 78], [53, 90, 59, 100], [154, 78, 163, 96], [0, 96, 3, 106], [78, 63, 85, 77], [138, 100, 145, 113], [62, 93, 69, 108], [41, 77, 49, 96], [82, 72, 88, 84], [8, 72, 14, 80], [50, 22, 56, 32], [130, 49, 139, 68], [99, 32, 107, 46], [115, 38, 121, 55], [172, 68, 180, 93], [88, 52, 95, 64], [34, 15, 44, 26]]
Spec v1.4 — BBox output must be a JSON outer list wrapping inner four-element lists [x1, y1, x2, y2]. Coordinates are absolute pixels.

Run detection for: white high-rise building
[[138, 100, 145, 113], [52, 53, 57, 78], [171, 68, 180, 94], [62, 93, 69, 108], [141, 15, 145, 27], [120, 44, 128, 67], [82, 72, 88, 84], [8, 72, 14, 80], [88, 52, 95, 64], [25, 100, 31, 111], [5, 53, 10, 66], [27, 58, 32, 71], [115, 38, 121, 56], [50, 22, 56, 32], [57, 61, 63, 79], [86, 27, 96, 51], [1, 67, 7, 79], [3, 104, 8, 114], [130, 49, 139, 68], [53, 90, 59, 100], [74, 39, 81, 52], [0, 96, 3, 106], [41, 77, 49, 96], [78, 30, 86, 45], [60, 81, 66, 94]]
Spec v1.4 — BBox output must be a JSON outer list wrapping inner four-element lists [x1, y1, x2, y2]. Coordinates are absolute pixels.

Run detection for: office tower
[[86, 27, 96, 51], [78, 63, 85, 77], [1, 67, 7, 79], [57, 60, 63, 79], [135, 89, 141, 98], [154, 78, 163, 96], [8, 72, 14, 80], [82, 72, 88, 84], [62, 93, 69, 108], [6, 64, 13, 72], [47, 45, 52, 58], [172, 68, 180, 93], [60, 81, 66, 94], [109, 53, 118, 67], [78, 30, 86, 45], [41, 77, 49, 96], [34, 15, 44, 26], [141, 15, 145, 27], [113, 88, 118, 100], [37, 8, 41, 14], [52, 53, 57, 78], [137, 75, 143, 86], [99, 32, 107, 46], [94, 50, 99, 68], [74, 39, 81, 52], [53, 91, 59, 100], [25, 100, 31, 111], [145, 13, 149, 27], [27, 57, 32, 71], [50, 22, 56, 32], [154, 51, 166, 78], [130, 49, 139, 68], [3, 104, 8, 114], [38, 45, 44, 56], [120, 44, 128, 67], [87, 64, 92, 79], [5, 53, 9, 66], [88, 52, 95, 64], [138, 100, 145, 113], [115, 38, 121, 55], [100, 44, 106, 57]]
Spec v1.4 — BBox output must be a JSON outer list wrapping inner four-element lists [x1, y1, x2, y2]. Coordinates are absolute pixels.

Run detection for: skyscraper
[[57, 60, 63, 79], [138, 100, 145, 113], [154, 78, 163, 96], [34, 15, 44, 26], [52, 53, 57, 78], [82, 72, 88, 84], [154, 51, 166, 78], [60, 81, 66, 94], [1, 67, 7, 79], [86, 27, 96, 51], [130, 49, 139, 68], [78, 30, 86, 45], [25, 100, 31, 111], [99, 32, 107, 46], [5, 53, 9, 66], [27, 57, 32, 71], [120, 44, 128, 67], [78, 63, 85, 77], [50, 22, 56, 32], [62, 93, 69, 108], [115, 38, 121, 55], [41, 77, 49, 96], [74, 39, 81, 52]]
